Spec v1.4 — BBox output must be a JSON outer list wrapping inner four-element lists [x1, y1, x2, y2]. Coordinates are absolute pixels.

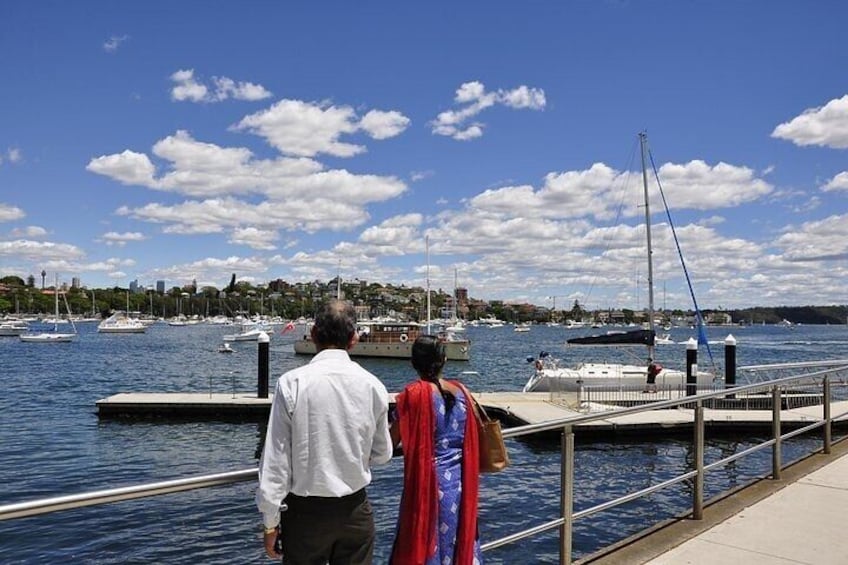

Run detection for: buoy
[[399, 333, 408, 343]]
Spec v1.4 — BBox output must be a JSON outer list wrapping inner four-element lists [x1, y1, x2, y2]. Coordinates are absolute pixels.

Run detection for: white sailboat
[[524, 133, 713, 392], [20, 274, 76, 343]]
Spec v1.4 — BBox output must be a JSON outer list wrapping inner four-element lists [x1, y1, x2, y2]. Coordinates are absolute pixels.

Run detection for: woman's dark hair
[[312, 299, 357, 349], [411, 335, 454, 411]]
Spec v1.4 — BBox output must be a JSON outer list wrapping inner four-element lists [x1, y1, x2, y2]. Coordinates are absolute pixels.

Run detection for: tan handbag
[[455, 382, 509, 473]]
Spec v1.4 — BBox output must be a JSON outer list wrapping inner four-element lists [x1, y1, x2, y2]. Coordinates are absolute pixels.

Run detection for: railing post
[[686, 338, 698, 396], [824, 376, 832, 455], [772, 385, 782, 480], [258, 332, 270, 398], [693, 400, 704, 519], [560, 424, 574, 565]]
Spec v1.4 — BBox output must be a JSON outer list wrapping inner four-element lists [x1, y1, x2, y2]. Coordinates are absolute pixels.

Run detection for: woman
[[390, 335, 482, 565]]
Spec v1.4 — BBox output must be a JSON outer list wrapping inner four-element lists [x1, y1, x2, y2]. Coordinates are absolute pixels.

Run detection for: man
[[256, 299, 393, 564], [644, 357, 662, 393]]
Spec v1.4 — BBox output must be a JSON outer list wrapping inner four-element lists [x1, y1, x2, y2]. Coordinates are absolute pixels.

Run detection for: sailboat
[[523, 133, 714, 392], [20, 274, 76, 343]]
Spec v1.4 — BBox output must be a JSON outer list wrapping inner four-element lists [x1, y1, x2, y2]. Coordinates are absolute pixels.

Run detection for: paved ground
[[582, 438, 848, 564]]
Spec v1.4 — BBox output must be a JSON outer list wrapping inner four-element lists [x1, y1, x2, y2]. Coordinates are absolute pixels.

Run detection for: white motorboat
[[223, 323, 271, 341], [98, 312, 146, 333], [0, 320, 29, 336], [655, 333, 675, 345], [218, 342, 234, 353], [98, 291, 147, 333]]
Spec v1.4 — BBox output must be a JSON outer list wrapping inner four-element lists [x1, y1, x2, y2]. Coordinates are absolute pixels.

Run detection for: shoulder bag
[[454, 382, 509, 473]]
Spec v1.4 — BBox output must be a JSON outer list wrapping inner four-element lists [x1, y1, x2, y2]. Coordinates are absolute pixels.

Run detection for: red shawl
[[391, 380, 480, 565]]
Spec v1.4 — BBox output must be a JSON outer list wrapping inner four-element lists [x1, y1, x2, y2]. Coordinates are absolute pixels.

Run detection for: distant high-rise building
[[156, 280, 166, 294], [71, 277, 81, 289], [129, 279, 139, 294]]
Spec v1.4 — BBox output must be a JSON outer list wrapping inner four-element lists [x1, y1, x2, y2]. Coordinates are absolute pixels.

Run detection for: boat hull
[[19, 333, 75, 343], [97, 326, 146, 333], [523, 363, 715, 392]]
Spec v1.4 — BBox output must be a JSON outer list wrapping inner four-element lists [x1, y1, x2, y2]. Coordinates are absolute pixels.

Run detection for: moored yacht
[[97, 312, 146, 333]]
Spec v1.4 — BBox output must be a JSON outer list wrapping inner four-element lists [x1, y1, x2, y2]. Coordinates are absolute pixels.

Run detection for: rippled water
[[1, 322, 847, 563]]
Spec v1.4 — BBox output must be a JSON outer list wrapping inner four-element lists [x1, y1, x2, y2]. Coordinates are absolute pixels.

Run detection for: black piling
[[686, 338, 698, 396], [725, 334, 737, 398], [258, 332, 270, 398]]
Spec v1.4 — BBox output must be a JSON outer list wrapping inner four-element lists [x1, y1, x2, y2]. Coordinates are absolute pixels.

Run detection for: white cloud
[[357, 214, 423, 255], [776, 214, 848, 261], [118, 196, 372, 234], [99, 231, 147, 246], [0, 239, 85, 260], [170, 69, 208, 102], [10, 225, 47, 238], [89, 129, 407, 236], [823, 171, 848, 192], [359, 110, 410, 139], [144, 255, 270, 286], [431, 81, 546, 140], [7, 148, 22, 163], [211, 77, 273, 102], [170, 69, 272, 103], [410, 170, 434, 182], [0, 203, 25, 222], [234, 99, 409, 158], [229, 227, 279, 250], [466, 160, 772, 222], [103, 35, 129, 52], [86, 150, 157, 186], [771, 94, 848, 148]]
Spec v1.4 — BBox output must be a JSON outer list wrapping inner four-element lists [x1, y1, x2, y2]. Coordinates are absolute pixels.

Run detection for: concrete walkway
[[584, 439, 848, 565]]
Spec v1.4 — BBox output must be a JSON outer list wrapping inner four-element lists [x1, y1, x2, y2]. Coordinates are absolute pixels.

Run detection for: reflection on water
[[1, 323, 847, 563]]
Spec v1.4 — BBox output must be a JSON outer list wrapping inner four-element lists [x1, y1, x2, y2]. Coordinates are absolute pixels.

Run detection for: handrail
[[0, 469, 256, 521], [2, 364, 848, 564]]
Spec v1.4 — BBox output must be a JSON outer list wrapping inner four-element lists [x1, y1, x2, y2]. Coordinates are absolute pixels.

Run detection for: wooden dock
[[95, 391, 848, 436]]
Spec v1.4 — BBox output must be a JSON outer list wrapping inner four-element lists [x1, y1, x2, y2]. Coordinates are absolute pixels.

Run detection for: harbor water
[[2, 322, 847, 563]]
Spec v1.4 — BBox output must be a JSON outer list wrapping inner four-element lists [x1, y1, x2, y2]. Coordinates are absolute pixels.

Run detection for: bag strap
[[451, 380, 490, 423]]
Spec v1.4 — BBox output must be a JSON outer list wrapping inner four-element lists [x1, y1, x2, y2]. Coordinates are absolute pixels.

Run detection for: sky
[[1, 1, 848, 311]]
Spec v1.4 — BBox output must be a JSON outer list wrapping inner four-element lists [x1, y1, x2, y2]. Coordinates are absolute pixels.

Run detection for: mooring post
[[258, 332, 270, 398], [686, 337, 698, 396], [725, 334, 737, 399]]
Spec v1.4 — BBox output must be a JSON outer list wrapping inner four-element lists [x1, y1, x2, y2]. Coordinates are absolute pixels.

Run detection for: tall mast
[[336, 260, 341, 300], [639, 132, 656, 359], [426, 235, 431, 333], [453, 268, 458, 322], [53, 273, 59, 332]]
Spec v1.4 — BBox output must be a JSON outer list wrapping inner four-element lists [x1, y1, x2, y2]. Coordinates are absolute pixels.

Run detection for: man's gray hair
[[313, 299, 357, 348]]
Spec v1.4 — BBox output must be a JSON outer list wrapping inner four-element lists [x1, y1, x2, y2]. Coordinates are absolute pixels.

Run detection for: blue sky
[[2, 1, 847, 310]]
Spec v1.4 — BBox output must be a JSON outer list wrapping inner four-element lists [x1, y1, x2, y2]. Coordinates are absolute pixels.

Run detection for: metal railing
[[2, 363, 848, 564]]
